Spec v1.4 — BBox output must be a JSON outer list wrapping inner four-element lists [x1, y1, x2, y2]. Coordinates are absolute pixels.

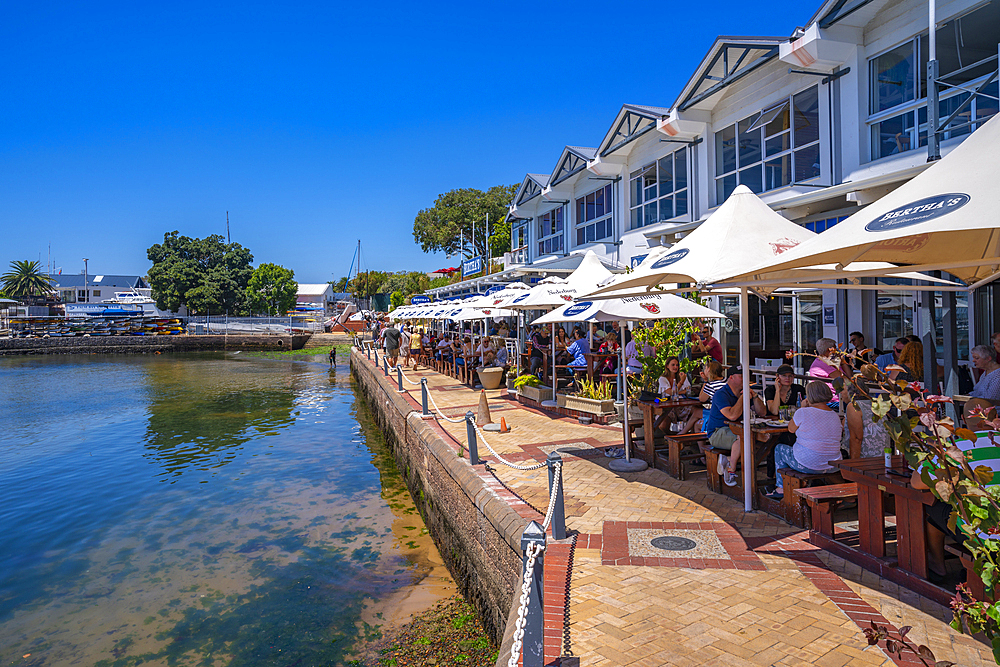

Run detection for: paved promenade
[[374, 358, 993, 666]]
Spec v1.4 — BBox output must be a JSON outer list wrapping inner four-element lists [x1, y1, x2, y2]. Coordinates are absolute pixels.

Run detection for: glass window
[[536, 207, 564, 256], [628, 149, 690, 229], [575, 185, 614, 245], [713, 85, 821, 202], [870, 42, 917, 114]]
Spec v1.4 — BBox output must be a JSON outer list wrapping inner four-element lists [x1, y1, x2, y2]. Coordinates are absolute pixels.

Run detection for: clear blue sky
[[1, 1, 814, 284]]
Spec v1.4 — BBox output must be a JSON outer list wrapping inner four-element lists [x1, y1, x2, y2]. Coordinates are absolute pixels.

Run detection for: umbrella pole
[[551, 323, 556, 399], [740, 287, 753, 513], [622, 320, 631, 462]]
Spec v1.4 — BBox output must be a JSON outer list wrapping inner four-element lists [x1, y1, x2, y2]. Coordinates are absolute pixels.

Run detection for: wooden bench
[[778, 469, 846, 527], [704, 446, 726, 493], [794, 483, 858, 537], [661, 432, 708, 481], [945, 544, 993, 600]]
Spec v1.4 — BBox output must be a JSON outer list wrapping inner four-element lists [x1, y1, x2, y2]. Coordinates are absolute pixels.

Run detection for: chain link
[[395, 365, 423, 386], [426, 390, 468, 423], [507, 541, 545, 667], [473, 423, 547, 471], [542, 461, 561, 531]]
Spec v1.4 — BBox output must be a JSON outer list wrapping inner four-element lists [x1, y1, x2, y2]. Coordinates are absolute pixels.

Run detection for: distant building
[[296, 283, 335, 313], [48, 274, 148, 304]]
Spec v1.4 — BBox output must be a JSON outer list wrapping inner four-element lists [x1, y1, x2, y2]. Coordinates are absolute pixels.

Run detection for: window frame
[[713, 85, 822, 204], [574, 184, 615, 247], [629, 148, 689, 230], [537, 206, 565, 256]]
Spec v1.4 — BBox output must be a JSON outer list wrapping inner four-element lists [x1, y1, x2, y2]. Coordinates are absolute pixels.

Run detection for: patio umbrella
[[532, 293, 724, 471], [724, 112, 1000, 289]]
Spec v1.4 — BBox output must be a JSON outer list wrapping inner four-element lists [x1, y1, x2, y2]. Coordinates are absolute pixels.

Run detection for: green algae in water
[[0, 353, 447, 666]]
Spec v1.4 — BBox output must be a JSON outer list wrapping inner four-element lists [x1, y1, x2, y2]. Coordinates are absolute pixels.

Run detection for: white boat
[[65, 289, 177, 318]]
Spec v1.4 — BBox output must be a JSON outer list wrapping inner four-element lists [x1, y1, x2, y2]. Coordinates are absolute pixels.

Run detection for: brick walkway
[[374, 358, 994, 666]]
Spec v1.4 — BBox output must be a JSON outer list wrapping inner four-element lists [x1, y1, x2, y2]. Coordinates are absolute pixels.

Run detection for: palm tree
[[1, 260, 55, 303]]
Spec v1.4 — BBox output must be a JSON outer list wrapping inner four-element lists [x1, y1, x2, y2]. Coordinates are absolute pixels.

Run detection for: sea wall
[[349, 348, 525, 646], [0, 334, 310, 356]]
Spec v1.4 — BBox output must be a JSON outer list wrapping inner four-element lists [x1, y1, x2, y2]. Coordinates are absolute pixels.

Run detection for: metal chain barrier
[[425, 389, 468, 424], [473, 422, 547, 471], [507, 541, 545, 667], [542, 461, 562, 531]]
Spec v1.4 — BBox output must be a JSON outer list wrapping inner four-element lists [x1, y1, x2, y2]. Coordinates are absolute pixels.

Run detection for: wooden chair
[[794, 483, 858, 537], [660, 432, 709, 480]]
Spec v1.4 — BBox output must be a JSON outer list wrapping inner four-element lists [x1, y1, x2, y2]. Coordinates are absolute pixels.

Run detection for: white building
[[464, 0, 997, 378], [296, 283, 336, 313]]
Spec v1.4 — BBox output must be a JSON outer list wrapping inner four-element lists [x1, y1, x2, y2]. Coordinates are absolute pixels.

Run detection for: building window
[[537, 207, 564, 256], [714, 86, 821, 203], [802, 215, 847, 233], [575, 184, 614, 245], [78, 290, 86, 302], [92, 290, 101, 297], [629, 149, 688, 229], [868, 2, 1000, 160], [511, 220, 529, 252]]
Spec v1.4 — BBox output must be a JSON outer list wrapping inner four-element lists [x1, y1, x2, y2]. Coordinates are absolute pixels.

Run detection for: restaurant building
[[474, 0, 998, 376]]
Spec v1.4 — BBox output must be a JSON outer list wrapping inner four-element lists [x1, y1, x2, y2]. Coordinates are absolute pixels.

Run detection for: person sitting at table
[[889, 341, 923, 383], [848, 331, 879, 369], [477, 336, 497, 366], [624, 336, 651, 375], [691, 323, 723, 364], [765, 382, 842, 500], [910, 467, 968, 584], [655, 356, 696, 435], [698, 359, 726, 403], [565, 329, 590, 389], [553, 326, 570, 365], [874, 337, 908, 372], [809, 337, 849, 408], [764, 364, 805, 418], [435, 334, 454, 362], [704, 365, 766, 487], [529, 327, 551, 377], [597, 331, 620, 374], [964, 344, 1000, 429], [455, 336, 477, 373]]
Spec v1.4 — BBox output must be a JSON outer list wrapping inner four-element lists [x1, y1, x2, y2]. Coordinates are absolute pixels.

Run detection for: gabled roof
[[48, 274, 147, 289], [808, 0, 878, 29], [514, 172, 550, 207], [550, 146, 598, 186], [598, 104, 673, 158], [674, 37, 783, 111]]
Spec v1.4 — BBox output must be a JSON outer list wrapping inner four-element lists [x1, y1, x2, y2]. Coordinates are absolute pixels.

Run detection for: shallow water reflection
[[0, 352, 448, 666]]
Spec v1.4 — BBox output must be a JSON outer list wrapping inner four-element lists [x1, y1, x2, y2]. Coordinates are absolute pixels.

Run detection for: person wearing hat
[[764, 365, 805, 418], [702, 365, 766, 486]]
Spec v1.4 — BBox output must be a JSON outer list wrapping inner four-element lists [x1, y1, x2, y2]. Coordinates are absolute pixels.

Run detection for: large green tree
[[146, 232, 254, 314], [1, 260, 55, 303], [245, 263, 298, 315], [412, 184, 518, 260]]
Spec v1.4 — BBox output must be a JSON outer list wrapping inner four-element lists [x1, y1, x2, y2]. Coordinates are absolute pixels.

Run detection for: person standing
[[328, 347, 337, 367], [382, 324, 401, 367], [691, 323, 723, 364]]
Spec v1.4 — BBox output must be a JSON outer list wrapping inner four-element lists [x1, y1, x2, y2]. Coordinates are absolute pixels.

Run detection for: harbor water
[[0, 352, 454, 666]]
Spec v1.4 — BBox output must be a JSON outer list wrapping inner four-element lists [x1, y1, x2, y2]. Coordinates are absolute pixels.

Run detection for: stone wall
[[350, 348, 526, 646], [0, 334, 310, 356]]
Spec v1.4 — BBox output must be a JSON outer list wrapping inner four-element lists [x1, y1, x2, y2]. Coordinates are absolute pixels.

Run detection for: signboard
[[462, 256, 483, 277], [630, 254, 648, 268], [823, 306, 836, 326], [485, 285, 504, 295], [410, 295, 431, 304]]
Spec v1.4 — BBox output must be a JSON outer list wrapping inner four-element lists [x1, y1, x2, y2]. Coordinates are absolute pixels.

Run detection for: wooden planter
[[558, 394, 615, 415], [518, 385, 552, 403]]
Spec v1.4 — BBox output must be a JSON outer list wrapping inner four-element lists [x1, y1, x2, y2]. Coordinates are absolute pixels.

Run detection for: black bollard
[[465, 411, 479, 465], [520, 521, 546, 667], [546, 451, 566, 540], [421, 378, 429, 416]]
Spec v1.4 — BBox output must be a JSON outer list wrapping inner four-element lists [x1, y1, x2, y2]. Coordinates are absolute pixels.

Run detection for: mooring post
[[396, 365, 404, 392], [546, 451, 566, 540], [465, 411, 479, 465], [383, 355, 389, 376], [421, 378, 429, 416], [520, 521, 546, 667], [373, 348, 378, 366]]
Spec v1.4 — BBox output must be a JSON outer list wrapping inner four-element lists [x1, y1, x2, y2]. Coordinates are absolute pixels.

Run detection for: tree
[[412, 184, 518, 260], [390, 290, 404, 309], [245, 263, 298, 315], [1, 260, 55, 303], [146, 231, 254, 314]]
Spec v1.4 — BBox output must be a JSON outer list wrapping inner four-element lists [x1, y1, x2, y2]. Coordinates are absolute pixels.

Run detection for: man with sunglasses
[[874, 337, 908, 372]]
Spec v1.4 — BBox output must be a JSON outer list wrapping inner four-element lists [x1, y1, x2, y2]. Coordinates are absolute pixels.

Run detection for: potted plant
[[513, 373, 551, 403], [477, 366, 504, 390], [558, 378, 615, 415]]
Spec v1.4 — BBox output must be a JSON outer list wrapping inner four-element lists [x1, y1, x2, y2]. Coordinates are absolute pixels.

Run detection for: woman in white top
[[655, 356, 696, 434], [765, 381, 843, 500]]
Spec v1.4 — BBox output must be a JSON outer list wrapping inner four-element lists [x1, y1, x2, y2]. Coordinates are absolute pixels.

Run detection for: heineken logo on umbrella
[[639, 302, 660, 314], [564, 302, 592, 317], [483, 310, 491, 315], [866, 193, 970, 232], [561, 294, 573, 301], [493, 299, 503, 305], [650, 248, 690, 269]]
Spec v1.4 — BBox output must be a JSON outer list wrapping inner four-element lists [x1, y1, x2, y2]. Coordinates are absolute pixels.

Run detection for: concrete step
[[303, 333, 354, 349]]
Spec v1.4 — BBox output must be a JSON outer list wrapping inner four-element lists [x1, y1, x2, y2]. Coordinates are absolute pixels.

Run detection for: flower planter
[[477, 367, 504, 390], [506, 376, 517, 391], [560, 394, 616, 416], [518, 385, 552, 403]]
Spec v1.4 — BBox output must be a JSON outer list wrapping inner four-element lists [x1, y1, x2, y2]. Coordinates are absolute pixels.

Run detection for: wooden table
[[836, 456, 935, 578], [634, 397, 703, 466], [727, 420, 789, 508], [585, 352, 618, 381]]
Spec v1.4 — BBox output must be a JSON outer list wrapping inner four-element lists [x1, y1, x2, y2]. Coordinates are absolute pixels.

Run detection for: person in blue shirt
[[704, 365, 766, 487], [874, 337, 907, 371], [565, 329, 590, 390]]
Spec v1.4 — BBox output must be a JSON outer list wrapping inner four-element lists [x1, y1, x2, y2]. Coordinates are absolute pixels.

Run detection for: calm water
[[0, 352, 449, 666]]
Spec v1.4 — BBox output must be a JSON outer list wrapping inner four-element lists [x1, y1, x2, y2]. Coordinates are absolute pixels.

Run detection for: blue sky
[[1, 1, 815, 284]]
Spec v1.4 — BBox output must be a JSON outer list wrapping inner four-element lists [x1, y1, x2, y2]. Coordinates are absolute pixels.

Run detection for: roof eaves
[[672, 37, 784, 111]]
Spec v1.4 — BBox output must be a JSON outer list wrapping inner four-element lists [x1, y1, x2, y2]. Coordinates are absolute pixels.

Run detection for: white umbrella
[[725, 112, 1000, 289]]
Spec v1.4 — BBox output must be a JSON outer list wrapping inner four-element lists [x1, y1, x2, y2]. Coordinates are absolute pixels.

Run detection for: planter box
[[518, 385, 552, 403], [506, 376, 517, 391], [477, 367, 504, 390], [559, 394, 616, 415]]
